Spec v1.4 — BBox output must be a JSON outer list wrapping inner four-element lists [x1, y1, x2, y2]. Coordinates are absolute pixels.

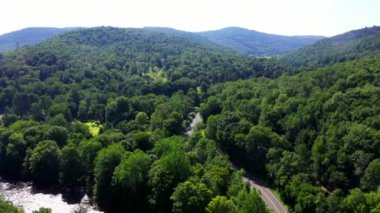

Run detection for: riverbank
[[0, 178, 101, 213]]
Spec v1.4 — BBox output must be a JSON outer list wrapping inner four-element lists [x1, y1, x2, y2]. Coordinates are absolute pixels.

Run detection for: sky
[[1, 0, 380, 36]]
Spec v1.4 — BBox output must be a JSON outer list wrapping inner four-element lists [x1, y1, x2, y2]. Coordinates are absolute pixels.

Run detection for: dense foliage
[[0, 27, 271, 213], [0, 27, 289, 119], [201, 53, 380, 212], [1, 25, 379, 212], [284, 26, 380, 68]]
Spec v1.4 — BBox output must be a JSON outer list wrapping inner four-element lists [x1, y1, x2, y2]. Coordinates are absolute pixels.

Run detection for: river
[[185, 112, 201, 136], [0, 179, 101, 213]]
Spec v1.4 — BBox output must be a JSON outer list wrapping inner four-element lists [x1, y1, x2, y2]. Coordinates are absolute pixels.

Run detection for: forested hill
[[0, 27, 77, 52], [201, 53, 380, 212], [1, 26, 324, 57], [0, 27, 288, 111], [143, 27, 213, 46], [0, 27, 287, 212], [198, 27, 324, 56], [284, 26, 380, 68]]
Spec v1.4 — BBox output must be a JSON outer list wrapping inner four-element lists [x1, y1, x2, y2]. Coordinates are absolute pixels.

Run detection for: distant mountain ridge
[[0, 26, 323, 56], [283, 26, 380, 68], [197, 27, 324, 56], [0, 27, 78, 52]]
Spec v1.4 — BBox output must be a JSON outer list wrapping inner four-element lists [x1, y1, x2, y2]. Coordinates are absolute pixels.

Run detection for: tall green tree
[[112, 150, 151, 212], [93, 143, 125, 210], [206, 196, 237, 213], [29, 140, 61, 184], [149, 151, 191, 211], [170, 181, 212, 213], [59, 145, 83, 187]]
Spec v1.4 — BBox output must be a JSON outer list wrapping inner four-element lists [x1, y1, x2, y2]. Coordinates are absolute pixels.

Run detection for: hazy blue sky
[[1, 0, 379, 36]]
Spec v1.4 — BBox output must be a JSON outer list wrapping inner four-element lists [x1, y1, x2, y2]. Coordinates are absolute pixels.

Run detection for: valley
[[0, 25, 379, 213]]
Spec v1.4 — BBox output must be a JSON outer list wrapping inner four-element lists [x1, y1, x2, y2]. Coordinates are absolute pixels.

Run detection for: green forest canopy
[[0, 26, 379, 212]]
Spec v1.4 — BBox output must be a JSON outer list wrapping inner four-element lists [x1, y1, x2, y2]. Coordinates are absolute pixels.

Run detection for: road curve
[[186, 113, 286, 212], [242, 176, 287, 213]]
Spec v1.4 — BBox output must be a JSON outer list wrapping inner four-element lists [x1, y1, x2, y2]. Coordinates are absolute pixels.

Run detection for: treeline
[[200, 54, 380, 212], [0, 27, 288, 120]]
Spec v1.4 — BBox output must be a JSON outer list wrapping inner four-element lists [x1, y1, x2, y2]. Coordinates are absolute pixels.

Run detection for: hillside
[[144, 27, 213, 45], [0, 27, 287, 212], [198, 27, 324, 56], [2, 25, 379, 213], [284, 26, 380, 68], [0, 27, 77, 52], [0, 26, 324, 56], [201, 53, 380, 212], [0, 27, 288, 105]]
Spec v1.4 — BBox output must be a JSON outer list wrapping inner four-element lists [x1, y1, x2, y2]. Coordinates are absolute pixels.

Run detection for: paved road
[[242, 176, 287, 213], [186, 113, 286, 213]]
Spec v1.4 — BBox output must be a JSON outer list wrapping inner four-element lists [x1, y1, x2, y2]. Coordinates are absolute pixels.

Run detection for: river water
[[186, 112, 201, 136], [0, 179, 102, 213]]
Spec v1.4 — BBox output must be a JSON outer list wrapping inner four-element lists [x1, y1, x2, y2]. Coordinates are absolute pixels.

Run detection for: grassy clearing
[[144, 68, 168, 83], [201, 130, 206, 138], [85, 121, 102, 137]]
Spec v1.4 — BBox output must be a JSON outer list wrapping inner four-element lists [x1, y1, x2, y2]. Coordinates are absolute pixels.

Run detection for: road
[[242, 176, 287, 213], [186, 112, 287, 213]]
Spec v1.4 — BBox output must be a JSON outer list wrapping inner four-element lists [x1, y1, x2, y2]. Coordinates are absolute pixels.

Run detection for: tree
[[170, 181, 212, 213], [59, 145, 83, 187], [78, 139, 102, 183], [203, 165, 231, 194], [12, 93, 35, 115], [200, 97, 221, 122], [48, 104, 72, 121], [360, 159, 380, 191], [32, 207, 52, 213], [206, 196, 237, 213], [29, 140, 61, 184], [162, 111, 183, 136], [106, 96, 130, 125], [284, 174, 323, 212], [341, 188, 369, 213], [112, 150, 151, 212], [0, 131, 26, 178], [325, 189, 344, 213], [0, 197, 23, 213], [149, 151, 191, 211], [125, 131, 155, 151], [244, 125, 283, 174], [44, 126, 68, 147], [150, 136, 185, 157], [135, 111, 149, 125], [234, 187, 268, 213], [93, 143, 125, 210]]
